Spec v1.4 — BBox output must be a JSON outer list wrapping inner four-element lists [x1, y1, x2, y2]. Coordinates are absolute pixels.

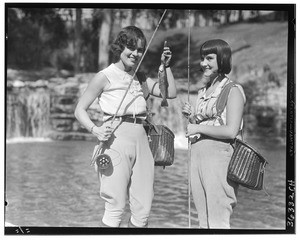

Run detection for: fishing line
[[187, 9, 192, 229], [187, 10, 191, 103]]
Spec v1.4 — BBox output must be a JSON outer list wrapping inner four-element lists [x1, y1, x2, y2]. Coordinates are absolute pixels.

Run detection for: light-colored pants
[[96, 121, 154, 227], [191, 138, 238, 229]]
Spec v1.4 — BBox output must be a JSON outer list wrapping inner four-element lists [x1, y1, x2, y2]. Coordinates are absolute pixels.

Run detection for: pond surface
[[5, 138, 286, 230]]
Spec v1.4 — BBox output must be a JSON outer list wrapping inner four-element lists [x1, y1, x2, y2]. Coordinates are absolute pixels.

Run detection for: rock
[[53, 82, 79, 95], [51, 95, 77, 114], [51, 118, 74, 132], [66, 77, 79, 83], [7, 80, 13, 89], [59, 69, 73, 78], [12, 80, 26, 88], [75, 73, 96, 83], [49, 77, 65, 84], [28, 79, 48, 88], [7, 69, 21, 80]]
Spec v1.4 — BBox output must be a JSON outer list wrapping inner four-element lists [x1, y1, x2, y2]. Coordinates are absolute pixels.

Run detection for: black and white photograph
[[4, 1, 296, 236]]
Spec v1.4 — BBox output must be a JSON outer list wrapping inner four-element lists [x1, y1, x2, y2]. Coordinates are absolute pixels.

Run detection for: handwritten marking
[[14, 226, 30, 234], [287, 180, 295, 228]]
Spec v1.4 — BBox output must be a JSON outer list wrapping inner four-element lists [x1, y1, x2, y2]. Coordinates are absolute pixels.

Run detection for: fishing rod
[[187, 9, 192, 229], [111, 9, 167, 123], [91, 9, 168, 167]]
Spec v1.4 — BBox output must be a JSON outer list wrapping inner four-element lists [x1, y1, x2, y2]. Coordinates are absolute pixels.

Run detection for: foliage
[[6, 7, 289, 73], [7, 8, 68, 70]]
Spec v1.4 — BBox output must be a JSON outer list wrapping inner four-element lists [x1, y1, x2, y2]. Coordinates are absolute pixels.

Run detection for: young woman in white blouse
[[75, 26, 176, 228]]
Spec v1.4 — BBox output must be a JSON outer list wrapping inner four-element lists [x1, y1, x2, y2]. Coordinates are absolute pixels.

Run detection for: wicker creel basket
[[147, 125, 175, 167], [228, 139, 268, 190]]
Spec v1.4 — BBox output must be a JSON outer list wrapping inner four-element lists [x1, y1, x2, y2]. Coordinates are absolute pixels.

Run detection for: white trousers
[[191, 138, 238, 229], [96, 121, 154, 227]]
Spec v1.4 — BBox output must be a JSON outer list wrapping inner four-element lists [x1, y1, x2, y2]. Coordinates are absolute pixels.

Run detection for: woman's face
[[200, 53, 219, 79], [119, 39, 144, 71]]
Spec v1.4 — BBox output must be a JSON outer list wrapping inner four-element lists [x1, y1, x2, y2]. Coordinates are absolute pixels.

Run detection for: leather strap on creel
[[215, 80, 236, 125], [216, 81, 270, 196]]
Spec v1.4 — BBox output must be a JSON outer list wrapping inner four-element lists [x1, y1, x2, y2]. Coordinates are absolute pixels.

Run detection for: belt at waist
[[121, 116, 145, 124], [104, 114, 147, 125], [191, 135, 234, 144]]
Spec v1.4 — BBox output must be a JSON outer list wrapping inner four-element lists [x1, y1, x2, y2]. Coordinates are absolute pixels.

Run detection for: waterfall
[[6, 88, 51, 139], [149, 93, 198, 134]]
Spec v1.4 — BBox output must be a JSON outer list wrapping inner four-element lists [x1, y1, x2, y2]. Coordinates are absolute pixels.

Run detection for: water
[[6, 88, 50, 139], [5, 138, 286, 229]]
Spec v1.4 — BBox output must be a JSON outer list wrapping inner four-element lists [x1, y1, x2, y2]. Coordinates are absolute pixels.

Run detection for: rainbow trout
[[158, 64, 168, 107], [158, 41, 169, 107]]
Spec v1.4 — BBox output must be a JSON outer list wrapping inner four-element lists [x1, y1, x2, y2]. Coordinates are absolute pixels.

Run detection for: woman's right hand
[[182, 102, 197, 123], [182, 102, 194, 118], [92, 125, 114, 142]]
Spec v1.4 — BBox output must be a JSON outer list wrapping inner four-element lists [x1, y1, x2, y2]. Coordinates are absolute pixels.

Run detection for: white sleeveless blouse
[[98, 64, 147, 120]]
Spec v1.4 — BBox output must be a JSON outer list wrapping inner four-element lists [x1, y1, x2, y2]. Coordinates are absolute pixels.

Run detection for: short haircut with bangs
[[110, 26, 147, 63], [200, 39, 232, 74]]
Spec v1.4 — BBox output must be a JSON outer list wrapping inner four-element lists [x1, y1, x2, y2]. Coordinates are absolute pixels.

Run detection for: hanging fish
[[158, 41, 169, 107], [158, 64, 168, 107]]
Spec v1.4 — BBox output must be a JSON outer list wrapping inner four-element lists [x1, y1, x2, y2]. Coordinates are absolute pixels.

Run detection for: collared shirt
[[195, 77, 246, 128]]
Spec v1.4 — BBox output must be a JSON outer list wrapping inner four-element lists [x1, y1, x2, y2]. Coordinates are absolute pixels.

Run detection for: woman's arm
[[186, 87, 245, 139], [146, 67, 177, 99], [145, 43, 177, 99], [74, 73, 113, 141], [165, 67, 177, 98]]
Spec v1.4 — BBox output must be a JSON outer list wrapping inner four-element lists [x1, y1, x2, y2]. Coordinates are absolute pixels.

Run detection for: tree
[[130, 9, 138, 26], [96, 9, 113, 70], [194, 10, 201, 27], [74, 8, 82, 73], [238, 10, 244, 22], [224, 10, 232, 24], [7, 8, 68, 70]]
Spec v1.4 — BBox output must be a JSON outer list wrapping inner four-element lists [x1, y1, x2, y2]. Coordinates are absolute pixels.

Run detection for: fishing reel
[[90, 142, 112, 170], [95, 153, 111, 169]]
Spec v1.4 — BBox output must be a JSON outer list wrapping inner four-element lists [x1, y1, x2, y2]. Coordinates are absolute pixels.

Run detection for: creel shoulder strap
[[215, 81, 236, 125]]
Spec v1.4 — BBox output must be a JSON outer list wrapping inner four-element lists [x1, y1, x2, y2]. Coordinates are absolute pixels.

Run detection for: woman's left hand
[[185, 123, 200, 137], [161, 41, 172, 67]]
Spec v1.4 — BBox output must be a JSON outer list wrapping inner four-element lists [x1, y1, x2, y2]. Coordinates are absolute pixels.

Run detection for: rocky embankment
[[6, 68, 287, 142], [7, 69, 100, 140]]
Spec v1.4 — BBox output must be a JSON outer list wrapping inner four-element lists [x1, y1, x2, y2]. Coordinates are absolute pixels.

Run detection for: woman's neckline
[[112, 63, 135, 76], [204, 75, 227, 98]]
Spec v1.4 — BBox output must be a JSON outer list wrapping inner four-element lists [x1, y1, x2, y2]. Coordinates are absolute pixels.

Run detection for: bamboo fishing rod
[[187, 9, 192, 229], [91, 9, 168, 167], [111, 9, 167, 123]]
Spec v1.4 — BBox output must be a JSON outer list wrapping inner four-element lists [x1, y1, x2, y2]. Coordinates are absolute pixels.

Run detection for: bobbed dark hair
[[110, 26, 147, 63], [200, 39, 232, 74]]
